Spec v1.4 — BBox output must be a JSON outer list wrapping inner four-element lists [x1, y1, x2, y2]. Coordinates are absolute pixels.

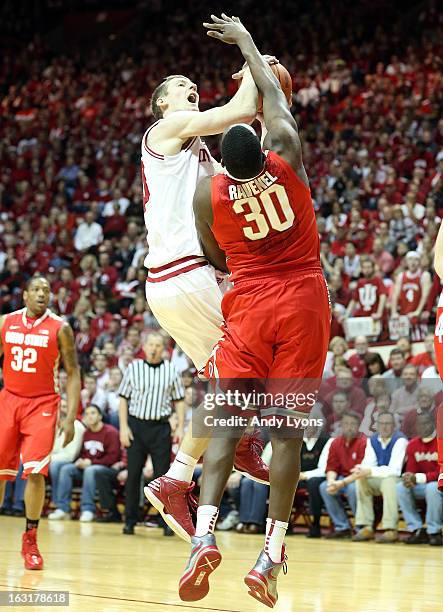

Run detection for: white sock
[[264, 518, 288, 563], [165, 451, 198, 483], [195, 505, 219, 537]]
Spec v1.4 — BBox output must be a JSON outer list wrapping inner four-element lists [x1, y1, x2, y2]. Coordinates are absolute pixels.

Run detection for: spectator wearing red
[[90, 299, 113, 339], [117, 326, 145, 359], [75, 316, 95, 370], [381, 348, 407, 394], [390, 251, 431, 338], [319, 412, 367, 538], [96, 315, 124, 350], [402, 386, 436, 439], [396, 413, 442, 546], [390, 364, 420, 426], [411, 333, 435, 375], [48, 405, 121, 523], [372, 237, 395, 276], [323, 367, 368, 416], [345, 258, 387, 321], [348, 335, 383, 381]]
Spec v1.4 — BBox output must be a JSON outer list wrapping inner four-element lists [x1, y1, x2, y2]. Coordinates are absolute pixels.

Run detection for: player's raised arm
[[148, 70, 258, 155], [204, 15, 306, 184], [193, 176, 228, 273], [58, 323, 81, 447]]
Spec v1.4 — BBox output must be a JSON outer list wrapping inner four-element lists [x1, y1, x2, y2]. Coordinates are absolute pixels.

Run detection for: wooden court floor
[[0, 516, 442, 612]]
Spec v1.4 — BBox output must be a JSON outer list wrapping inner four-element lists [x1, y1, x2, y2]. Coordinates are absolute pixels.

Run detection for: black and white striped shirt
[[118, 359, 184, 420]]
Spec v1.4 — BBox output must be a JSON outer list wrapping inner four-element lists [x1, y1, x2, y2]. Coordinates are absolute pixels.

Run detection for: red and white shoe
[[179, 534, 222, 602], [144, 476, 197, 542], [234, 432, 269, 485], [21, 528, 44, 570], [244, 548, 287, 608]]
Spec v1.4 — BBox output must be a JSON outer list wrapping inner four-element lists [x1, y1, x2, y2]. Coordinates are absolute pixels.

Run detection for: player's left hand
[[204, 14, 250, 46], [62, 419, 75, 447]]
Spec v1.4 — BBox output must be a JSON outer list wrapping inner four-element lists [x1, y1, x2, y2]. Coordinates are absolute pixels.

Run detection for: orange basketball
[[238, 62, 293, 113]]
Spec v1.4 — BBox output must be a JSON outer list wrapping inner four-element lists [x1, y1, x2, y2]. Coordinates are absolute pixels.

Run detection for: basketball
[[238, 61, 293, 113]]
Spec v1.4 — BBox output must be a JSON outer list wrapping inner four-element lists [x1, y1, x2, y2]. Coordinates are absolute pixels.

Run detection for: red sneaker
[[144, 477, 197, 543], [234, 432, 269, 484], [179, 534, 222, 602], [21, 528, 44, 570]]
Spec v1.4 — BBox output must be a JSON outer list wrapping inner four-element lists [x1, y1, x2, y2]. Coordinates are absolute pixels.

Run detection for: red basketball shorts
[[204, 271, 331, 418], [0, 389, 60, 480]]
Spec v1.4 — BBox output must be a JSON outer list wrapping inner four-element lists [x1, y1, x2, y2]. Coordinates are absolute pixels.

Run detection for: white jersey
[[141, 119, 216, 271]]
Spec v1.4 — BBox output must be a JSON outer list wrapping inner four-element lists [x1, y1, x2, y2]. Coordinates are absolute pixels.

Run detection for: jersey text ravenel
[[210, 150, 321, 281]]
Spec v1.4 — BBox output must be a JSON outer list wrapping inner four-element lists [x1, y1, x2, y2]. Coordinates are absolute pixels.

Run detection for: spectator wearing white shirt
[[352, 412, 407, 543], [92, 352, 110, 390], [81, 374, 107, 413], [343, 242, 361, 279], [102, 188, 130, 216], [104, 367, 123, 429], [49, 399, 86, 513], [74, 211, 104, 251]]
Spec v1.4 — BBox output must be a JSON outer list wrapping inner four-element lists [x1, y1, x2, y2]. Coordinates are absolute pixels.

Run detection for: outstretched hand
[[203, 13, 251, 45]]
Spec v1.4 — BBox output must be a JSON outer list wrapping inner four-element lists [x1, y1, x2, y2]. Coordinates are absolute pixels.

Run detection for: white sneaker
[[217, 510, 239, 531], [80, 511, 95, 522], [48, 509, 71, 521]]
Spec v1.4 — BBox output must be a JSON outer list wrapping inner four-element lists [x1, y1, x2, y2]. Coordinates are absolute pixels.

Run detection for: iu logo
[[358, 283, 377, 312]]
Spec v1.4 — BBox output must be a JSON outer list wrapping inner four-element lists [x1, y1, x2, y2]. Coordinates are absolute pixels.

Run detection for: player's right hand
[[204, 14, 250, 46], [120, 425, 134, 448]]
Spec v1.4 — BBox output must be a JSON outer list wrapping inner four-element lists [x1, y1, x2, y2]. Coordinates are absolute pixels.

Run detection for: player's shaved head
[[221, 124, 264, 180], [150, 75, 187, 120], [25, 275, 50, 291]]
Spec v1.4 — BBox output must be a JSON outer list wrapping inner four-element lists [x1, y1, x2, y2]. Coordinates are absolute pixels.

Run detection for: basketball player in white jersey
[[132, 67, 271, 541]]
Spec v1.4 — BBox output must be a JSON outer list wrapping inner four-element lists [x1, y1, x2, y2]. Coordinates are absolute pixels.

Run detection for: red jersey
[[353, 277, 387, 316], [398, 271, 421, 314], [210, 150, 321, 281], [1, 308, 64, 397]]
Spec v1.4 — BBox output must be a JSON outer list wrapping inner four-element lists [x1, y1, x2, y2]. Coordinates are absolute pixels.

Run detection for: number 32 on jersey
[[233, 184, 294, 240]]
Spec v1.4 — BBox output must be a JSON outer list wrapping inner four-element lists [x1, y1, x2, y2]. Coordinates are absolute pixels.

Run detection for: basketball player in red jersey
[[432, 224, 443, 493], [391, 251, 431, 340], [178, 15, 330, 607], [0, 276, 81, 570]]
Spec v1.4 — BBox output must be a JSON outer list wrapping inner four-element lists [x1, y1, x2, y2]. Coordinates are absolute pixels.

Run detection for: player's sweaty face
[[165, 77, 199, 112], [24, 281, 51, 314]]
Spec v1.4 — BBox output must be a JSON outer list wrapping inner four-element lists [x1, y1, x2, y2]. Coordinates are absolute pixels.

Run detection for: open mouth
[[187, 92, 198, 104]]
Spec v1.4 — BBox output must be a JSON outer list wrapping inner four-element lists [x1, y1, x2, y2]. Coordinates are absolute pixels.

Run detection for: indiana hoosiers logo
[[358, 284, 377, 311]]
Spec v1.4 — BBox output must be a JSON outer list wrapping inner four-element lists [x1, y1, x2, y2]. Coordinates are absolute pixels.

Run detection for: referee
[[118, 332, 185, 535]]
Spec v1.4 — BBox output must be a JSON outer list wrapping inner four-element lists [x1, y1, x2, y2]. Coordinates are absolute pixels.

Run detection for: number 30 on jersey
[[233, 184, 294, 240]]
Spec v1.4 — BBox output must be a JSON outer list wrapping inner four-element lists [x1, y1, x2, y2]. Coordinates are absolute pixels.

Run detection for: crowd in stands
[[1, 0, 442, 539]]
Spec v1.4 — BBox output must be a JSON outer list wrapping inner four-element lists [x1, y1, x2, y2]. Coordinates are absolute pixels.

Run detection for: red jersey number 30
[[233, 184, 295, 241]]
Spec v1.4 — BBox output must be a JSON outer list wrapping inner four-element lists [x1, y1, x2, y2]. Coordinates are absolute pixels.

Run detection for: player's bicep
[[58, 324, 79, 374]]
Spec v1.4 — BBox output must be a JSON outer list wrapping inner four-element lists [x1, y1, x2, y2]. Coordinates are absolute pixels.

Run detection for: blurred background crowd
[[0, 0, 442, 539]]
